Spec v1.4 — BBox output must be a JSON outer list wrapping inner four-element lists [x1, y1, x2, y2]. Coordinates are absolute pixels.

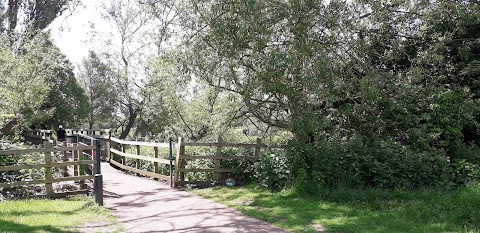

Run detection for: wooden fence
[[18, 128, 269, 189], [22, 129, 54, 144], [108, 137, 173, 184], [0, 141, 98, 198], [66, 129, 112, 137], [174, 137, 265, 187]]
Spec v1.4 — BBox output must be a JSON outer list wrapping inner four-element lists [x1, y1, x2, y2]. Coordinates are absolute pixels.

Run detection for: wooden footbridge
[[1, 129, 266, 205], [0, 129, 292, 232]]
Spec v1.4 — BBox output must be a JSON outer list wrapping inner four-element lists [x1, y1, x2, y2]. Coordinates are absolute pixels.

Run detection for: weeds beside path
[[193, 183, 480, 233]]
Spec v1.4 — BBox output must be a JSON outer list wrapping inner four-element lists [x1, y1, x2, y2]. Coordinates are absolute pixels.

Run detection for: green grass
[[0, 197, 120, 233], [192, 182, 480, 233]]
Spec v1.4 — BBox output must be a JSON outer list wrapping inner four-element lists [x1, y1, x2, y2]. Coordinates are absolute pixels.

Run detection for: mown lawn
[[192, 182, 480, 233], [0, 197, 119, 233]]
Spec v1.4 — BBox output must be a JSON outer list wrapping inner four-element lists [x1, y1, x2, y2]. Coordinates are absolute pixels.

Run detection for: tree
[[178, 0, 479, 154], [38, 50, 90, 129], [0, 32, 53, 118], [78, 51, 117, 128], [0, 0, 87, 131], [417, 0, 480, 155], [0, 31, 89, 129], [2, 0, 78, 33], [180, 0, 358, 140], [91, 0, 155, 138], [88, 0, 181, 139]]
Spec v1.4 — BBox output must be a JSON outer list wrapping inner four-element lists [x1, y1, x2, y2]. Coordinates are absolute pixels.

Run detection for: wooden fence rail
[[22, 129, 54, 144], [108, 137, 173, 185], [19, 128, 271, 189], [0, 139, 102, 202], [66, 129, 112, 137], [174, 137, 266, 187]]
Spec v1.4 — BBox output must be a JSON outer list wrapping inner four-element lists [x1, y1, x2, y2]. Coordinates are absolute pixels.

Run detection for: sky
[[48, 0, 110, 70]]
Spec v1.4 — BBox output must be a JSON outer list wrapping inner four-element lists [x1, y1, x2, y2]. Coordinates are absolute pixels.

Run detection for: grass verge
[[0, 196, 120, 233], [192, 182, 480, 233]]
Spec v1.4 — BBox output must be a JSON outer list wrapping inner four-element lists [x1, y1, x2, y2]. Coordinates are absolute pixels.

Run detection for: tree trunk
[[7, 0, 20, 32], [89, 85, 94, 129], [0, 117, 18, 138], [119, 106, 137, 139]]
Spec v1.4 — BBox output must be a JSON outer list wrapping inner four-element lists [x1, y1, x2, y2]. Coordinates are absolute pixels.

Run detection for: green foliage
[[219, 148, 255, 184], [253, 149, 290, 191], [0, 0, 86, 131], [0, 32, 52, 117], [39, 52, 90, 129], [288, 137, 480, 195], [176, 0, 480, 191], [77, 51, 117, 128], [1, 0, 77, 33], [0, 29, 89, 130]]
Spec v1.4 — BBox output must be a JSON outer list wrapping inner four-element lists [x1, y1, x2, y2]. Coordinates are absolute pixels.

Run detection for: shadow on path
[[100, 162, 289, 233]]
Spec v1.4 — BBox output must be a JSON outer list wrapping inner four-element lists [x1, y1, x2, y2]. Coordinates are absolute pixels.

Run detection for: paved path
[[85, 163, 289, 233]]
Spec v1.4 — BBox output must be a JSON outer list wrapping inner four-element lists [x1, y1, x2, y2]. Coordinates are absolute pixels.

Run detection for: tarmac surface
[[82, 162, 290, 233]]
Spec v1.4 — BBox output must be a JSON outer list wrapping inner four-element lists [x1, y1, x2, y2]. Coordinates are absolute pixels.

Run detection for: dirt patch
[[312, 223, 327, 232], [234, 199, 254, 206]]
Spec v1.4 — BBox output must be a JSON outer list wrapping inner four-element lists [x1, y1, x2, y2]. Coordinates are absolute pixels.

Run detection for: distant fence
[[66, 129, 113, 137], [22, 129, 54, 144], [174, 137, 265, 187], [19, 128, 270, 188]]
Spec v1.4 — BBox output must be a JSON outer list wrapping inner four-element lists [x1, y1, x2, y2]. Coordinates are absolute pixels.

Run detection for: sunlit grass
[[192, 182, 480, 233], [0, 197, 120, 233]]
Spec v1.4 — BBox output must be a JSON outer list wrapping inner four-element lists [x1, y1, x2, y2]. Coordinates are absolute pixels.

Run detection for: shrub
[[220, 148, 256, 184], [288, 136, 480, 195], [253, 148, 290, 191]]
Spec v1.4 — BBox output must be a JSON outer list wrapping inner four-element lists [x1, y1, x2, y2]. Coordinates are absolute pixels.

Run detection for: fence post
[[169, 137, 173, 187], [92, 138, 97, 175], [62, 149, 68, 177], [105, 136, 111, 162], [214, 137, 223, 181], [179, 140, 185, 184], [94, 140, 103, 206], [136, 145, 140, 176], [66, 135, 73, 145], [46, 131, 51, 141], [44, 141, 54, 197], [73, 143, 79, 177], [121, 144, 126, 165], [254, 138, 262, 158], [79, 143, 86, 190], [174, 137, 183, 187], [154, 146, 159, 175]]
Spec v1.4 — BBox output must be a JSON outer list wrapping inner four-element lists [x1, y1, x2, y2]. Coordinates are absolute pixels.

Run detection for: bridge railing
[[66, 129, 113, 137], [21, 128, 270, 189], [108, 137, 174, 186], [22, 129, 54, 144]]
